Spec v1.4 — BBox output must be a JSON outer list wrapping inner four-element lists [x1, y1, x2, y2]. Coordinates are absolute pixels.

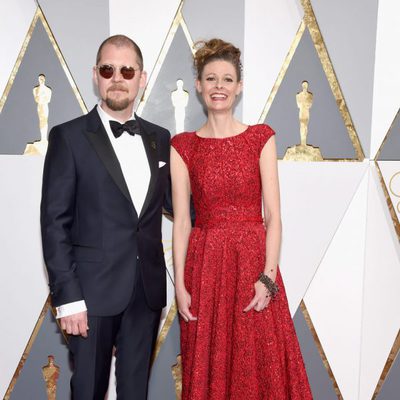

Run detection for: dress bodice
[[171, 125, 275, 228]]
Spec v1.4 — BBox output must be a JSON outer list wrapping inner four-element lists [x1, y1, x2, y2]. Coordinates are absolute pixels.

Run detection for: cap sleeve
[[171, 132, 192, 167], [259, 124, 275, 156]]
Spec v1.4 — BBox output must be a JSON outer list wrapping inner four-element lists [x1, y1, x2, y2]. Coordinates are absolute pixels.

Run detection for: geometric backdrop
[[1, 0, 399, 399]]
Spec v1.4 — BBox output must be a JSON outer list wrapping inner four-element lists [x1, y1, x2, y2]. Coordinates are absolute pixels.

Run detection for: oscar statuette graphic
[[171, 355, 182, 399], [389, 171, 400, 214], [24, 74, 52, 155], [284, 81, 323, 161], [171, 79, 189, 134], [42, 355, 60, 400]]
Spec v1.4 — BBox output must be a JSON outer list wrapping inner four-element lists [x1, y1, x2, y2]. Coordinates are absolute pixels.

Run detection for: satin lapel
[[84, 109, 135, 211], [136, 116, 159, 219]]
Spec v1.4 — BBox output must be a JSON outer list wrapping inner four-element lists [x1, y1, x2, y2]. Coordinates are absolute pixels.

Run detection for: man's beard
[[105, 86, 130, 111], [105, 96, 130, 111]]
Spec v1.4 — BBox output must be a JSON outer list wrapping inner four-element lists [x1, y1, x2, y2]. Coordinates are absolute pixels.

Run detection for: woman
[[170, 38, 312, 400]]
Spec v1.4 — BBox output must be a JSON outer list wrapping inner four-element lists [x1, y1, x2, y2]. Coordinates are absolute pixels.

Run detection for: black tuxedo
[[40, 106, 171, 398]]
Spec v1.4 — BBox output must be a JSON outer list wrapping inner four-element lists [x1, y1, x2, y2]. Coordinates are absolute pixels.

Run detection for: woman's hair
[[193, 38, 242, 81]]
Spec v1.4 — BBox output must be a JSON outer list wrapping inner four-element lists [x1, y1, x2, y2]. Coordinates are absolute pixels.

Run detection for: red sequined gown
[[171, 125, 313, 400]]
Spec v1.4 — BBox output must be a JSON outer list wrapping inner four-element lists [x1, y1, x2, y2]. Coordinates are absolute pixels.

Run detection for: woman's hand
[[176, 285, 197, 322], [243, 280, 271, 312]]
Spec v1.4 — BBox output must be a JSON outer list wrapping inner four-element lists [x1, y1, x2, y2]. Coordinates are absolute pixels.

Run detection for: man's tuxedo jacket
[[41, 107, 170, 316]]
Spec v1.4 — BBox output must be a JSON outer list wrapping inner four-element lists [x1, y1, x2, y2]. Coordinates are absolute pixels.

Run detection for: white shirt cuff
[[56, 300, 87, 318]]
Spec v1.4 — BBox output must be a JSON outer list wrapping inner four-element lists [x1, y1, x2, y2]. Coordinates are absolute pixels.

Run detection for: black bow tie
[[109, 120, 141, 138]]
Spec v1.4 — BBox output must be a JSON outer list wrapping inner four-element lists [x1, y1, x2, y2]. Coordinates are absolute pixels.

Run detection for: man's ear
[[139, 70, 147, 89], [93, 66, 98, 87]]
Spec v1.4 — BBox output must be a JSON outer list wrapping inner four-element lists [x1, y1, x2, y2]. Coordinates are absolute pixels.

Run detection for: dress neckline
[[194, 125, 251, 140]]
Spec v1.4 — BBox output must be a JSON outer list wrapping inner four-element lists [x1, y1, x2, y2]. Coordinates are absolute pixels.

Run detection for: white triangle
[[371, 2, 400, 158], [0, 156, 48, 399], [359, 163, 400, 399], [0, 2, 37, 100], [109, 0, 182, 81], [278, 160, 369, 315], [243, 0, 303, 123], [304, 167, 369, 400]]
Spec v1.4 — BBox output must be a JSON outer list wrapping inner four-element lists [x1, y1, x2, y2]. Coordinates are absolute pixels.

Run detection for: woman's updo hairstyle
[[193, 38, 242, 81]]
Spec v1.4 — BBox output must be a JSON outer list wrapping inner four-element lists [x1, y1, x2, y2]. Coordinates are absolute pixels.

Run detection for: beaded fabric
[[171, 125, 313, 400]]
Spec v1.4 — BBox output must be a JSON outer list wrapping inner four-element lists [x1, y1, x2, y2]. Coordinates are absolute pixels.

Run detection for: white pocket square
[[158, 161, 166, 168]]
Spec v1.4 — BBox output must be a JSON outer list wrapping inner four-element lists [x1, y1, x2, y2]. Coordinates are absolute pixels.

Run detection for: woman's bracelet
[[258, 272, 279, 299]]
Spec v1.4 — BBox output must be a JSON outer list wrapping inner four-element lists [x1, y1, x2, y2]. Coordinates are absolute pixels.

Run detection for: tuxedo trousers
[[68, 267, 161, 400]]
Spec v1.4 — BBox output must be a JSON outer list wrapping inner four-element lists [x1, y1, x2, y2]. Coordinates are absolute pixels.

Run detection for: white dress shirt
[[56, 104, 151, 318]]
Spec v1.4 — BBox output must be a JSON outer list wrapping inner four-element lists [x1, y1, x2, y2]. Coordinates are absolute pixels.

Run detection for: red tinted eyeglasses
[[97, 64, 140, 80]]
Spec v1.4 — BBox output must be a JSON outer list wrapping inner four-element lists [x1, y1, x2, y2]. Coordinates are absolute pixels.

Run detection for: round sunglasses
[[96, 64, 140, 80]]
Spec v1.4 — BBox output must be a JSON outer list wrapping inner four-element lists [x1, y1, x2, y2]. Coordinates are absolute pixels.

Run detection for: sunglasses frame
[[96, 64, 140, 80]]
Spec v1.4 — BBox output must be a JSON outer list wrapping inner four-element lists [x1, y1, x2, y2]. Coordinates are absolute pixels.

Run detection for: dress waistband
[[195, 216, 263, 229]]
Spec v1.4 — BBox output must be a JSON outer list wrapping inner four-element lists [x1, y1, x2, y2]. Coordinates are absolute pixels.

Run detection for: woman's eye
[[224, 77, 233, 82], [206, 76, 215, 81]]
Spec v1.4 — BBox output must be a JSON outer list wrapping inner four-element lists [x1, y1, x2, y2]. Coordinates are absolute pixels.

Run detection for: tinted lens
[[99, 65, 114, 79], [120, 66, 136, 80], [98, 65, 136, 80]]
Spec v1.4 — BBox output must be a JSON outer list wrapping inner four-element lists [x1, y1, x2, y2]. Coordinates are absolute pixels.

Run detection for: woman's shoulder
[[171, 131, 196, 146], [170, 132, 197, 165], [246, 124, 276, 155], [248, 123, 276, 136]]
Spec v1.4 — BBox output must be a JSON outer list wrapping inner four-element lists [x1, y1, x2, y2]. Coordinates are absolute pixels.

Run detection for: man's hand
[[60, 311, 89, 338]]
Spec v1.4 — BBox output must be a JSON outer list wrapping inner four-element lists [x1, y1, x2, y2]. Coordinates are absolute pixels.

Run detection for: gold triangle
[[374, 139, 400, 398], [152, 300, 178, 364], [301, 301, 344, 399], [0, 6, 87, 115], [258, 20, 306, 125], [259, 0, 364, 161], [152, 236, 177, 364], [4, 297, 68, 399], [140, 0, 194, 360], [4, 297, 50, 399], [371, 329, 400, 398], [375, 162, 400, 241], [136, 0, 194, 115], [374, 108, 400, 161]]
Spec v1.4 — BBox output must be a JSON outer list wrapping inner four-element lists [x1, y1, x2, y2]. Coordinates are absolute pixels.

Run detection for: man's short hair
[[96, 35, 143, 70]]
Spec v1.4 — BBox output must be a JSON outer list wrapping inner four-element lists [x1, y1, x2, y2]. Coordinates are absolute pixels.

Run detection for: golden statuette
[[284, 81, 323, 161], [171, 79, 189, 134], [42, 355, 60, 400], [24, 74, 52, 156], [171, 354, 182, 399]]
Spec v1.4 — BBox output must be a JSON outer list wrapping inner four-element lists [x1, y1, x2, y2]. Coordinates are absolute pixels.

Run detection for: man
[[41, 35, 170, 399]]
